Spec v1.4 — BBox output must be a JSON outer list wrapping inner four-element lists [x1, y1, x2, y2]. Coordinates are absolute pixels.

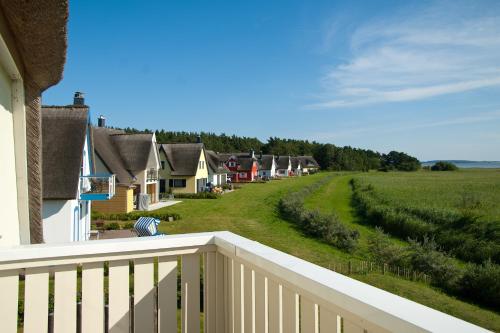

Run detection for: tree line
[[119, 128, 420, 171]]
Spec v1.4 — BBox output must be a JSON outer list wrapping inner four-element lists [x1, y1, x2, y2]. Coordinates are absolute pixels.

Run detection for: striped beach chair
[[133, 217, 163, 237]]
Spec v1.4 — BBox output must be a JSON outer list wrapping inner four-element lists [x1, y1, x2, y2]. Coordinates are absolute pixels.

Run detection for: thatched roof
[[93, 128, 158, 184], [206, 150, 229, 174], [258, 155, 274, 170], [298, 156, 320, 168], [217, 153, 233, 163], [160, 143, 204, 176], [93, 127, 132, 184], [41, 106, 88, 200], [291, 157, 301, 169], [0, 0, 68, 90], [112, 133, 155, 172], [276, 156, 291, 169], [237, 157, 256, 171]]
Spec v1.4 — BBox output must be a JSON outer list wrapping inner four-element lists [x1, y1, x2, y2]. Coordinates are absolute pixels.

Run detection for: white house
[[298, 155, 320, 174], [275, 155, 292, 177], [258, 154, 276, 179], [206, 150, 230, 187], [41, 95, 115, 243]]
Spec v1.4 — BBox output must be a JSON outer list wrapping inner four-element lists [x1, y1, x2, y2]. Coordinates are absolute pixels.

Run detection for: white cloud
[[306, 1, 500, 109], [309, 110, 500, 141]]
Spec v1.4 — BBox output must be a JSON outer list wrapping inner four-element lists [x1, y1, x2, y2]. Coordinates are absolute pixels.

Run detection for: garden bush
[[104, 222, 120, 230], [92, 211, 181, 222], [173, 192, 220, 199]]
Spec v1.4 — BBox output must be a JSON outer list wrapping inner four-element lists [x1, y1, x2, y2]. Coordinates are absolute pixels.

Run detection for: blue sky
[[43, 0, 500, 161]]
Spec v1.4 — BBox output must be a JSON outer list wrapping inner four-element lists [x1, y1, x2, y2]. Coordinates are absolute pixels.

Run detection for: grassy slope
[[156, 173, 500, 331]]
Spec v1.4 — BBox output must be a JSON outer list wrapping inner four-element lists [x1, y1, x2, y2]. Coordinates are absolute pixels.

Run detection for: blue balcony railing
[[79, 174, 115, 200]]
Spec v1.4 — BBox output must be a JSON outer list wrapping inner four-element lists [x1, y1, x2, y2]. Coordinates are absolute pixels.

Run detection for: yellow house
[[158, 143, 208, 194]]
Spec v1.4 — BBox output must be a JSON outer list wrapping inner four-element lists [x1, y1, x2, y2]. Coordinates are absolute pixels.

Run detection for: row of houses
[[219, 151, 320, 182], [37, 93, 319, 243], [157, 144, 319, 193]]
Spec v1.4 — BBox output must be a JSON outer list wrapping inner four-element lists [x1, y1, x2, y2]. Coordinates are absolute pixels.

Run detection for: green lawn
[[154, 173, 500, 331]]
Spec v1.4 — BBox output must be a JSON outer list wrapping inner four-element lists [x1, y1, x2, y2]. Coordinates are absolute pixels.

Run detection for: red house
[[218, 152, 259, 182]]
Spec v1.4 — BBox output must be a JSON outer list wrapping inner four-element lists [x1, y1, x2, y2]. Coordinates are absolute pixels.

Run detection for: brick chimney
[[73, 91, 85, 105], [98, 115, 106, 127]]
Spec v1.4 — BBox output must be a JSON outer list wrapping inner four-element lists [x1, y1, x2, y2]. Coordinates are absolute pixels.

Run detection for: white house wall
[[43, 199, 91, 243], [0, 37, 29, 246], [42, 200, 73, 243]]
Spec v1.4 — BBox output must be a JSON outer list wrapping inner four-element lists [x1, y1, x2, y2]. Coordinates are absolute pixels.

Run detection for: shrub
[[123, 222, 135, 230], [104, 222, 120, 230], [368, 227, 406, 266], [173, 192, 220, 199], [431, 161, 458, 171], [460, 260, 500, 309], [92, 211, 181, 222], [407, 237, 463, 292], [221, 183, 232, 190]]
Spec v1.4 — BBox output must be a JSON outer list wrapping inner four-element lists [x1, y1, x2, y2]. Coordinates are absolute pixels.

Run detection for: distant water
[[421, 160, 500, 169]]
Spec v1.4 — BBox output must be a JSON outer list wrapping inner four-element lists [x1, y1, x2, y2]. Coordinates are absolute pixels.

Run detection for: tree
[[431, 161, 458, 171], [380, 151, 420, 171]]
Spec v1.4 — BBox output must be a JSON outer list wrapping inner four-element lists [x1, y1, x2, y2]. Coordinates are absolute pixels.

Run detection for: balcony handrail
[[0, 232, 215, 269], [214, 232, 489, 333], [0, 232, 490, 333], [79, 173, 116, 199]]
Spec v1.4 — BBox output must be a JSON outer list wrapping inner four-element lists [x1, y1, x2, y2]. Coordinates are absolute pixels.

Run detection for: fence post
[[383, 264, 386, 275], [348, 261, 352, 275]]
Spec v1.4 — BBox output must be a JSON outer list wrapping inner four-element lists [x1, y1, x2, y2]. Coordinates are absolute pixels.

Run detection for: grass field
[[152, 172, 500, 331], [353, 169, 500, 220]]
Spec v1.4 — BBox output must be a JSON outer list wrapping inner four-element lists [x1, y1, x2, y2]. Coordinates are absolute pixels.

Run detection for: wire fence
[[328, 259, 432, 284]]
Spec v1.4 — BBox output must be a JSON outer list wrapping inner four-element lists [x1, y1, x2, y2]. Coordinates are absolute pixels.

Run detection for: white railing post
[[158, 256, 177, 333], [0, 270, 19, 333], [182, 254, 201, 333]]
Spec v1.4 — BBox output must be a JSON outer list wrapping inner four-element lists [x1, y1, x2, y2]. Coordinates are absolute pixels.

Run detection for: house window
[[229, 161, 236, 167], [239, 172, 247, 178], [161, 161, 165, 170], [169, 179, 186, 188]]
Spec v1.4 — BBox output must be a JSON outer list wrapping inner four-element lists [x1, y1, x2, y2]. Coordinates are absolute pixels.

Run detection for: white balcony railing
[[147, 168, 159, 183], [0, 232, 489, 333], [80, 174, 116, 200]]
